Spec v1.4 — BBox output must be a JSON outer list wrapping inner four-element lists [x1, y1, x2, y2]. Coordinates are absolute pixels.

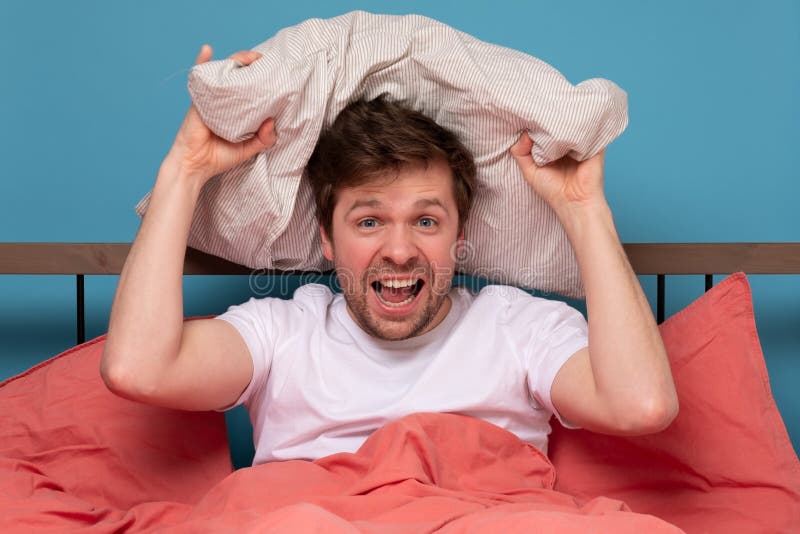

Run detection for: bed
[[1, 241, 799, 533]]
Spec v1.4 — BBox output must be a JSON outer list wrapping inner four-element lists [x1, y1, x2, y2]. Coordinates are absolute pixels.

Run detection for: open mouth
[[371, 278, 425, 308]]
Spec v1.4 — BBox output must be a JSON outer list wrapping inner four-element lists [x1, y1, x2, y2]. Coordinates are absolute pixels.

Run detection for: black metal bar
[[77, 274, 85, 345], [705, 274, 713, 292], [656, 274, 665, 324]]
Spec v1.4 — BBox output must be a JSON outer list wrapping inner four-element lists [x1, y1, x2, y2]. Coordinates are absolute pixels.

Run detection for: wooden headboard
[[2, 242, 799, 344]]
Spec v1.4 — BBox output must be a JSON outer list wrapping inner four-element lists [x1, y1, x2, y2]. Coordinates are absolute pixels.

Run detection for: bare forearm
[[102, 157, 201, 387], [558, 200, 677, 418]]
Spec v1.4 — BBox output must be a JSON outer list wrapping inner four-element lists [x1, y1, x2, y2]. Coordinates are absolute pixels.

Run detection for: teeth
[[382, 278, 418, 288]]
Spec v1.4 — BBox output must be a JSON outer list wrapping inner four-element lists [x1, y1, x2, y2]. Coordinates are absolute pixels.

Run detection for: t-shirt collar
[[333, 288, 466, 352]]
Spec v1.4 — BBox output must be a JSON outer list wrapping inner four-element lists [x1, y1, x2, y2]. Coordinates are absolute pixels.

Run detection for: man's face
[[321, 158, 463, 341]]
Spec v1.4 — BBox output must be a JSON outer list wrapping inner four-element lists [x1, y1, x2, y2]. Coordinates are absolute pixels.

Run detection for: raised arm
[[100, 45, 276, 411], [510, 134, 678, 435]]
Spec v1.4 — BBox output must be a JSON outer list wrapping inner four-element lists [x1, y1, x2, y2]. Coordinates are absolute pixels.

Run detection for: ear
[[455, 228, 465, 260], [320, 224, 334, 261]]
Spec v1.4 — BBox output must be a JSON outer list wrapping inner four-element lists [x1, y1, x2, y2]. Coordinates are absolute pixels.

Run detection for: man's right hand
[[163, 44, 277, 186], [102, 44, 274, 410]]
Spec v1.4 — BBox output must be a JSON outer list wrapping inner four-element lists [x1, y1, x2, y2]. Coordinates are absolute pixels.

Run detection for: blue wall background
[[1, 0, 798, 468]]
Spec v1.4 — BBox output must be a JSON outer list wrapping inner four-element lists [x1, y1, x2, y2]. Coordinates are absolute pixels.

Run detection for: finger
[[239, 118, 277, 160], [509, 131, 532, 157], [509, 132, 538, 177], [255, 118, 277, 147], [195, 44, 213, 65], [229, 50, 262, 66], [595, 149, 606, 164]]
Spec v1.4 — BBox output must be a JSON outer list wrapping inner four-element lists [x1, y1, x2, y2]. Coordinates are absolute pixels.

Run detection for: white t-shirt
[[215, 283, 588, 465]]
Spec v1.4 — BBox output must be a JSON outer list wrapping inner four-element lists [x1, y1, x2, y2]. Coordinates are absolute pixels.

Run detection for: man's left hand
[[510, 132, 606, 216]]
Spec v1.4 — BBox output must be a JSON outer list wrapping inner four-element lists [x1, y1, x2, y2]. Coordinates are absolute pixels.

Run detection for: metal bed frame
[[1, 242, 799, 345]]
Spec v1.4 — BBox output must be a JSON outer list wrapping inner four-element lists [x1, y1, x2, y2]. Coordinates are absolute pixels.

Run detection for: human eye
[[357, 218, 379, 229], [417, 217, 437, 228]]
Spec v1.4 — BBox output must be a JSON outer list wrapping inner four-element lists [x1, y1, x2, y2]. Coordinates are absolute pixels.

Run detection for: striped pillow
[[135, 11, 627, 298]]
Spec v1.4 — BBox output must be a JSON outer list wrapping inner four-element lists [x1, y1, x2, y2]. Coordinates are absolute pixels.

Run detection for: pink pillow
[[549, 272, 800, 533], [0, 324, 233, 511]]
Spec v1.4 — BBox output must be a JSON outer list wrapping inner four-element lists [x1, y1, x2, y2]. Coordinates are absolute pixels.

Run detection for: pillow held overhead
[[135, 10, 628, 298]]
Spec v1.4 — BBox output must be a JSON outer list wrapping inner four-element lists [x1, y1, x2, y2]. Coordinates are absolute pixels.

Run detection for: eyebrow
[[344, 198, 447, 216]]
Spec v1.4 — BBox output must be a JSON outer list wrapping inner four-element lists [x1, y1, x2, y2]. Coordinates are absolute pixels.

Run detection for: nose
[[380, 225, 419, 266]]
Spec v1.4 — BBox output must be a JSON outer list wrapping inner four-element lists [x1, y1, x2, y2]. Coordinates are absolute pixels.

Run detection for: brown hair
[[307, 95, 476, 240]]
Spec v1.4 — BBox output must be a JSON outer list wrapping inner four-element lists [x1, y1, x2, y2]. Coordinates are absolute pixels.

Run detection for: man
[[101, 46, 678, 465]]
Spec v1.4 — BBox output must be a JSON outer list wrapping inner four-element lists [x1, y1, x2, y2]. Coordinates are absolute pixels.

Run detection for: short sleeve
[[523, 300, 589, 430], [213, 297, 275, 412]]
